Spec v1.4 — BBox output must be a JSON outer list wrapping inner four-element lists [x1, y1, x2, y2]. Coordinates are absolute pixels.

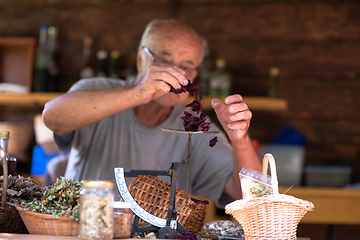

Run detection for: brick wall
[[1, 1, 360, 238]]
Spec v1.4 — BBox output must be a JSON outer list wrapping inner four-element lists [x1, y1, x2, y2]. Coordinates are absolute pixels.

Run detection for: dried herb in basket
[[0, 175, 44, 204], [20, 176, 81, 222], [1, 174, 44, 234]]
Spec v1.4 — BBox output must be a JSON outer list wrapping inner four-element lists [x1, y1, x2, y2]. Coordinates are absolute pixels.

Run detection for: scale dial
[[114, 168, 178, 229]]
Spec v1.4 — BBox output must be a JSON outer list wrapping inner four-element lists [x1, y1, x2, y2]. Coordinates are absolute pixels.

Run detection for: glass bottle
[[107, 50, 121, 79], [0, 131, 16, 176], [95, 50, 108, 77], [209, 58, 232, 97], [79, 36, 95, 79], [125, 50, 138, 85], [80, 181, 114, 240], [46, 26, 59, 92], [34, 24, 49, 92], [268, 67, 280, 98], [199, 48, 211, 96]]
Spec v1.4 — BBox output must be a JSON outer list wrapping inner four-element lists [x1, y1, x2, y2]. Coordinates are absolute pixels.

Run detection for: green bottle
[[209, 58, 232, 97], [268, 67, 280, 98]]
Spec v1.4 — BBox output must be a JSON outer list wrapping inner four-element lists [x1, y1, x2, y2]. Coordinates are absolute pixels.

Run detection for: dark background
[[1, 0, 360, 239]]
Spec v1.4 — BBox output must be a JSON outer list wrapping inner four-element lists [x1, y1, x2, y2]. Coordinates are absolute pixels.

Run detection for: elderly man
[[42, 19, 261, 207]]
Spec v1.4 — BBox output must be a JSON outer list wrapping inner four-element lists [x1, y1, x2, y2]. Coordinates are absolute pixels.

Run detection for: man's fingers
[[224, 94, 244, 105], [148, 65, 188, 88], [230, 110, 252, 122], [228, 120, 249, 130], [211, 98, 226, 113]]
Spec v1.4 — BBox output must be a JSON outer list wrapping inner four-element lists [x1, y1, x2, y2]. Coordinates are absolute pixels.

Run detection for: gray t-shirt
[[55, 78, 234, 207]]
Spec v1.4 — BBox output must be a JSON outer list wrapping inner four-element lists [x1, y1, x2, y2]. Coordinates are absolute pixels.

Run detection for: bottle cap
[[0, 131, 9, 139], [40, 24, 49, 29], [48, 26, 58, 36], [216, 58, 226, 68], [269, 67, 280, 77], [81, 180, 114, 187], [110, 201, 133, 209], [83, 36, 93, 47], [110, 50, 120, 59], [97, 50, 108, 60]]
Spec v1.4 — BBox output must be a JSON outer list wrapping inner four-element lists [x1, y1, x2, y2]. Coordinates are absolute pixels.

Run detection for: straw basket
[[0, 146, 28, 234], [225, 153, 314, 240], [15, 205, 79, 236], [128, 175, 206, 233]]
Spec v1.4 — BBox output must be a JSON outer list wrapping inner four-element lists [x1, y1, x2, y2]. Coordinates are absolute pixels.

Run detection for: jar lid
[[0, 131, 9, 139], [81, 180, 114, 187], [110, 201, 133, 209]]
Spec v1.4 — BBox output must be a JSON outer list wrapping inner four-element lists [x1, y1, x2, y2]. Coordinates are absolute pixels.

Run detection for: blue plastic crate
[[30, 145, 59, 176]]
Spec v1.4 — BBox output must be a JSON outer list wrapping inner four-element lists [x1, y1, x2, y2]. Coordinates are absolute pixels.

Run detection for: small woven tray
[[225, 154, 314, 240], [15, 205, 79, 236], [128, 175, 206, 233]]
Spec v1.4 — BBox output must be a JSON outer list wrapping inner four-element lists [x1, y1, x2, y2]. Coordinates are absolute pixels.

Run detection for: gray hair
[[139, 19, 207, 63]]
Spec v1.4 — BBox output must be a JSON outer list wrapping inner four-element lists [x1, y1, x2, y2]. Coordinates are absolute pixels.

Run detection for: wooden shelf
[[279, 186, 360, 225], [0, 93, 288, 111], [0, 92, 60, 108], [185, 96, 287, 111]]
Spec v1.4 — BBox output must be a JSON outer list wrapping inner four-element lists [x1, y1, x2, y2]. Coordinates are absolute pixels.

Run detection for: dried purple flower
[[172, 82, 217, 147], [209, 137, 218, 147], [170, 86, 187, 94], [175, 231, 197, 240], [185, 94, 202, 114], [186, 83, 201, 96]]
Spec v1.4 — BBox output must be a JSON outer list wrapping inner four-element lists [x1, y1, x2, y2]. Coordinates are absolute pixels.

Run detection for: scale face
[[114, 167, 178, 229]]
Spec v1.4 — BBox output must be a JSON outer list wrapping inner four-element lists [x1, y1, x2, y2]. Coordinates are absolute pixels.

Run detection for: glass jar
[[111, 201, 133, 239], [79, 181, 114, 240]]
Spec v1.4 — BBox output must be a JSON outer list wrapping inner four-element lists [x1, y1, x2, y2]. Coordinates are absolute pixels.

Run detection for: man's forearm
[[225, 134, 262, 199], [42, 86, 137, 135]]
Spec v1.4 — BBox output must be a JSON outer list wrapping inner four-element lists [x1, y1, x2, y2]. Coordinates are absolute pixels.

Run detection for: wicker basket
[[0, 146, 28, 234], [15, 205, 79, 236], [225, 153, 314, 240], [128, 175, 206, 233]]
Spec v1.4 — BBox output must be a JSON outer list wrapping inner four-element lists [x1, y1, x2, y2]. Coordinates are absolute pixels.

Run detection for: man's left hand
[[211, 94, 252, 144]]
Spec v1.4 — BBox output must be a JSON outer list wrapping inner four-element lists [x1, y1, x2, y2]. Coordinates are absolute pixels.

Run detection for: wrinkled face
[[137, 25, 203, 107]]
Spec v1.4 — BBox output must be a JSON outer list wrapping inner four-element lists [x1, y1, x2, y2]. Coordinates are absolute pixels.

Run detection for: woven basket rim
[[15, 205, 76, 222], [226, 194, 314, 213]]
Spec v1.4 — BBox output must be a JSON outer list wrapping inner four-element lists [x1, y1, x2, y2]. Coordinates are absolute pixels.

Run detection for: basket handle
[[1, 146, 8, 208], [262, 153, 279, 195]]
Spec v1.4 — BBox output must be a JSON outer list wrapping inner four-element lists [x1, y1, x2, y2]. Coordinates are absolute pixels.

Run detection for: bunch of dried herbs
[[171, 82, 218, 147], [0, 175, 43, 204], [20, 176, 81, 222]]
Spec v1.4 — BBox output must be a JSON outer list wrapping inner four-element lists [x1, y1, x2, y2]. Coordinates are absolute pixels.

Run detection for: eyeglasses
[[142, 46, 198, 79]]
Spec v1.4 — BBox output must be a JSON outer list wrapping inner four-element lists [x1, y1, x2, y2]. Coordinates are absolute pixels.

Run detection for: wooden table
[[0, 234, 79, 240], [0, 234, 310, 240]]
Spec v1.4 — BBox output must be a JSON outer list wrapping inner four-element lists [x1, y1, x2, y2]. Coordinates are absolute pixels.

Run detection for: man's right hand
[[132, 65, 189, 105]]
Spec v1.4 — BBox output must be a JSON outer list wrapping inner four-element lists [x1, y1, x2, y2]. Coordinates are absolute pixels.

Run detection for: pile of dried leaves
[[0, 175, 43, 205], [20, 176, 81, 222]]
